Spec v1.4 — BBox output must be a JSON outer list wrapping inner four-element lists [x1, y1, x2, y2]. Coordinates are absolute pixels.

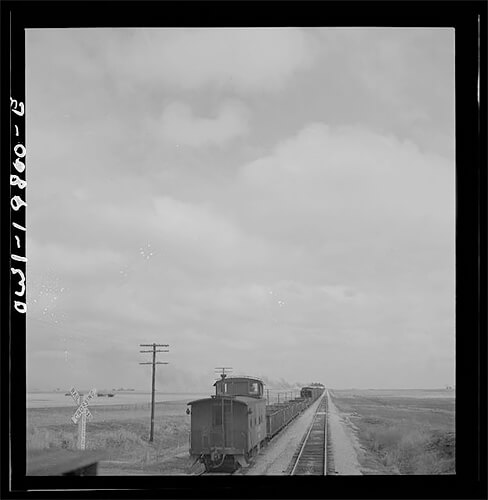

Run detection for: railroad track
[[196, 471, 230, 476], [290, 392, 328, 475]]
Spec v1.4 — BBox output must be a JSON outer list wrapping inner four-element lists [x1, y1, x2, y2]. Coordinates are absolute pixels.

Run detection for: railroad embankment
[[326, 392, 362, 475]]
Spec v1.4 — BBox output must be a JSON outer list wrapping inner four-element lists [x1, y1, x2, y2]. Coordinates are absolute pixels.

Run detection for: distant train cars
[[300, 385, 325, 400], [187, 375, 325, 471]]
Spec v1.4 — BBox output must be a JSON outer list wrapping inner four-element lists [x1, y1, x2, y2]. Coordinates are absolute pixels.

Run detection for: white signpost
[[70, 387, 96, 450]]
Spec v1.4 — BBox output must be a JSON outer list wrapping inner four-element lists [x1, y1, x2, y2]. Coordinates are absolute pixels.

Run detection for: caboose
[[187, 375, 267, 471]]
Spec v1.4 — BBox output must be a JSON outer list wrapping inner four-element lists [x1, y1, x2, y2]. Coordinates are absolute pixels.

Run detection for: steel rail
[[323, 389, 328, 475], [290, 408, 318, 475], [290, 393, 328, 475]]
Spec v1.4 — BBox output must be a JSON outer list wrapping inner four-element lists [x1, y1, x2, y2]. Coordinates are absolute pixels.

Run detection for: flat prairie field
[[27, 401, 195, 475], [329, 389, 455, 475]]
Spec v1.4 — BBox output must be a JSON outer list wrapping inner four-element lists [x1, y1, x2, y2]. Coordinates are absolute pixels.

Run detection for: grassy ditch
[[27, 401, 193, 475], [329, 390, 455, 475]]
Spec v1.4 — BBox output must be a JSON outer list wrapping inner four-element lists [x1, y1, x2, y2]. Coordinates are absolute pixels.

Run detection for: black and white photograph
[[2, 3, 485, 495], [22, 25, 458, 478]]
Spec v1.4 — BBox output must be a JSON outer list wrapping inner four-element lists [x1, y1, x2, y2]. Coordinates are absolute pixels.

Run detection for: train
[[187, 374, 325, 471]]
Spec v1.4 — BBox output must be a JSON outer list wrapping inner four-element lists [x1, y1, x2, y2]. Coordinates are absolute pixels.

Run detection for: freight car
[[187, 375, 325, 472], [300, 385, 324, 400], [266, 386, 324, 438]]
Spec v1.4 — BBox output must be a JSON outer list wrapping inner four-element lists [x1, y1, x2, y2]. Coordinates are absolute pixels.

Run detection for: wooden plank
[[27, 449, 106, 476]]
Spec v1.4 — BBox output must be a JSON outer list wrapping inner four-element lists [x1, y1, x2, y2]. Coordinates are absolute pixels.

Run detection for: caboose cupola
[[214, 376, 264, 398]]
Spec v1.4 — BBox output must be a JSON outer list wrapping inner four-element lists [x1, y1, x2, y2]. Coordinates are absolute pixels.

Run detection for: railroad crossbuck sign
[[70, 387, 96, 450]]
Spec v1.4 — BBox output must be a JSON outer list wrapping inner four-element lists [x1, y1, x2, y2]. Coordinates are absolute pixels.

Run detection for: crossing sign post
[[70, 387, 96, 450]]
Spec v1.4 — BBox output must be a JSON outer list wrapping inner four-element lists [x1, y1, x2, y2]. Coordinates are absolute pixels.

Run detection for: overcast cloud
[[26, 28, 454, 392]]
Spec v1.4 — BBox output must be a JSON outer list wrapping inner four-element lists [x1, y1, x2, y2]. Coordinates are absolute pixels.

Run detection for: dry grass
[[330, 390, 455, 475], [27, 401, 193, 474]]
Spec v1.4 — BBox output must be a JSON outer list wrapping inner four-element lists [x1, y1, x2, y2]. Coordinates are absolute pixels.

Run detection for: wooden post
[[150, 343, 156, 442], [78, 410, 87, 450]]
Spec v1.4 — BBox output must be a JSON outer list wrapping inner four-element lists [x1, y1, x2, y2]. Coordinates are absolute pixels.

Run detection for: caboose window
[[250, 382, 258, 394]]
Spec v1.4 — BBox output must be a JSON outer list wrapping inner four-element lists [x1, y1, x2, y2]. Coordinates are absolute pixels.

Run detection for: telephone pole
[[140, 343, 169, 442]]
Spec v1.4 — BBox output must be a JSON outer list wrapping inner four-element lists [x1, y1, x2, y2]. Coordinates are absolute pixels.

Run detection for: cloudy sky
[[26, 28, 455, 392]]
